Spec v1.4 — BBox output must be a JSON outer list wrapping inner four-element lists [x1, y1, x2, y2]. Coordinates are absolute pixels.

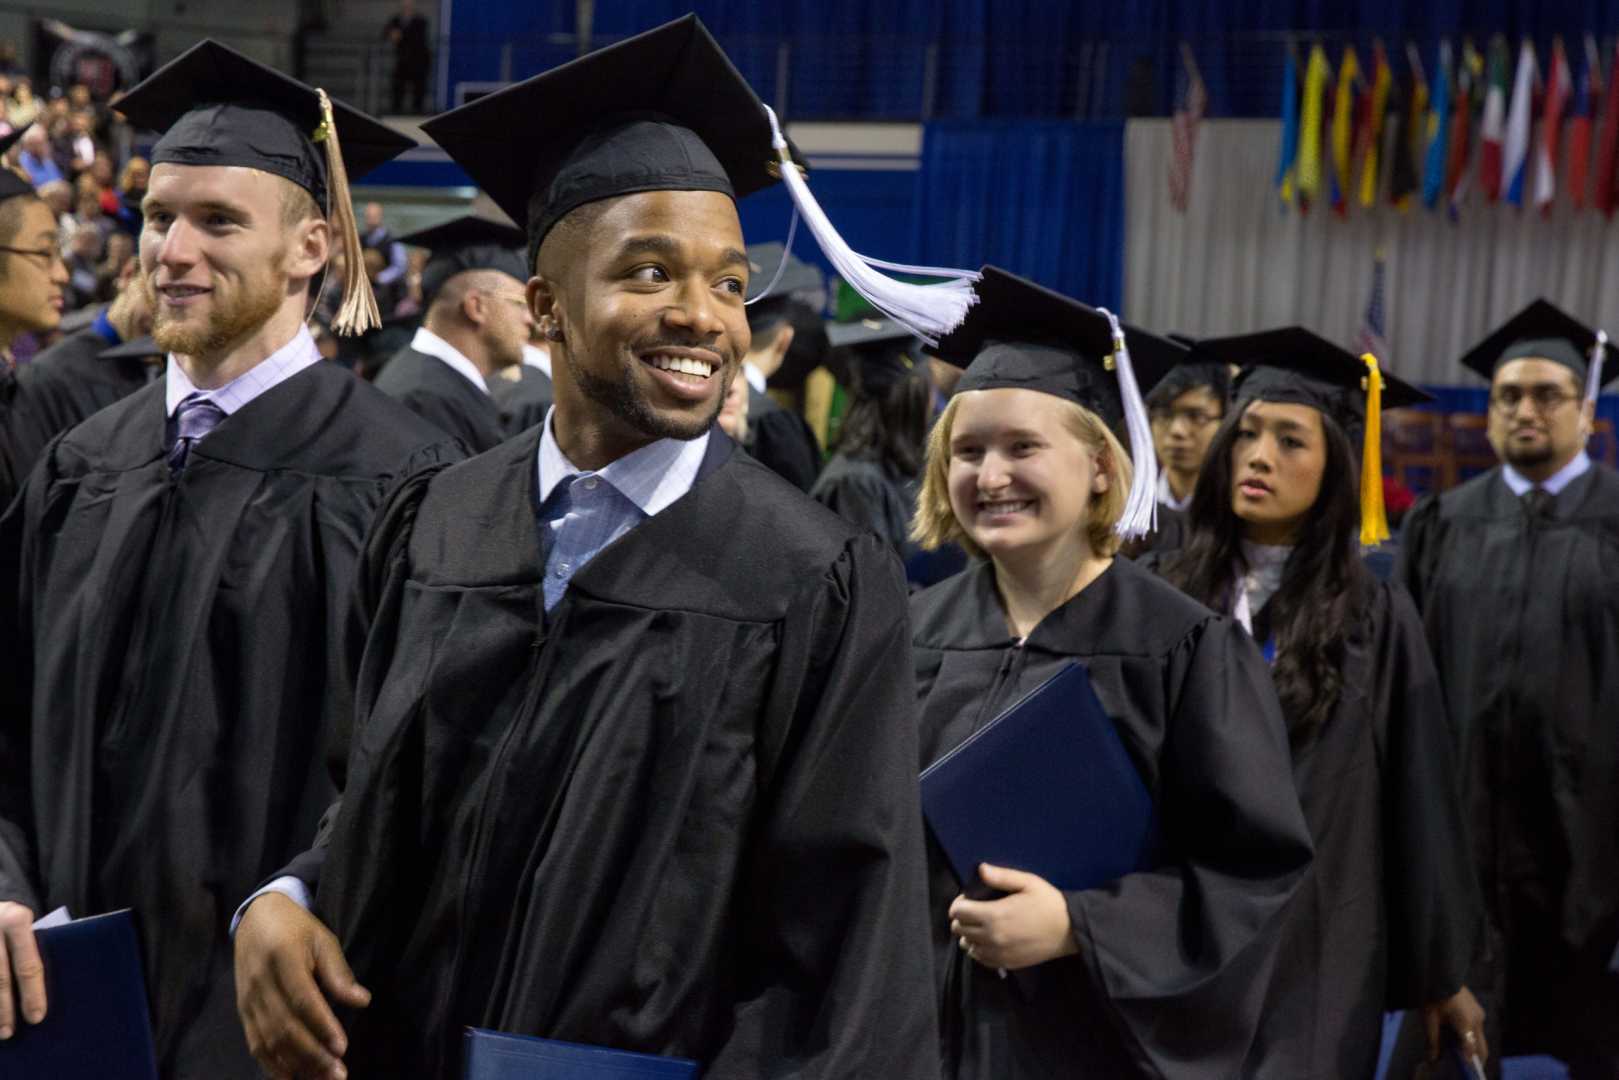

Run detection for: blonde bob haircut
[[910, 390, 1133, 559]]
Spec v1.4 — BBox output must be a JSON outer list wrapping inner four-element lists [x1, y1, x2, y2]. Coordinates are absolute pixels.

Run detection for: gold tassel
[[1359, 353, 1390, 547], [314, 88, 379, 336]]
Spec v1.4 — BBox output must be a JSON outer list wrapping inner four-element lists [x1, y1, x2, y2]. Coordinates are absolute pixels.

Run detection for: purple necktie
[[167, 393, 226, 473]]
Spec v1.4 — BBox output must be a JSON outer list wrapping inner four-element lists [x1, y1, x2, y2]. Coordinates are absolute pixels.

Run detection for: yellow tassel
[[315, 88, 380, 336], [1359, 353, 1390, 547]]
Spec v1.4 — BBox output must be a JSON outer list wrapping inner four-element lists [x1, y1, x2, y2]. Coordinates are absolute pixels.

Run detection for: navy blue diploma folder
[[919, 661, 1159, 896], [0, 909, 158, 1079], [462, 1028, 700, 1079]]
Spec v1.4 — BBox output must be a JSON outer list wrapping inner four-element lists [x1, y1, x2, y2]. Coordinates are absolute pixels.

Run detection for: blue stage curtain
[[911, 120, 1126, 311]]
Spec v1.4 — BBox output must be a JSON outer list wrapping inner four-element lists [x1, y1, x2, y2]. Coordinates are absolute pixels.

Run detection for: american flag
[[1355, 253, 1390, 361], [1169, 42, 1207, 212]]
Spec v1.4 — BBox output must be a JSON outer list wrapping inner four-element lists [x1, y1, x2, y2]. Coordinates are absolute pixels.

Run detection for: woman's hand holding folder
[[948, 863, 1081, 971], [0, 900, 45, 1039]]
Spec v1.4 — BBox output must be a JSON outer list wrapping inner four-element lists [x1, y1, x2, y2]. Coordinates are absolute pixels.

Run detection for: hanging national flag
[[1298, 43, 1330, 212], [1445, 39, 1484, 213], [1276, 46, 1301, 207], [1331, 46, 1361, 216], [1169, 41, 1207, 213], [1533, 37, 1571, 214], [1358, 41, 1393, 206], [1422, 40, 1453, 209], [1381, 72, 1408, 206], [1503, 38, 1538, 208], [1391, 44, 1427, 209], [1356, 251, 1391, 363], [1594, 41, 1619, 216], [1569, 34, 1604, 210], [1480, 35, 1510, 200]]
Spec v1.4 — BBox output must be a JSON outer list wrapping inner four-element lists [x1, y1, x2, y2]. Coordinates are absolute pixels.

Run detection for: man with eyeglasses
[[1146, 358, 1230, 514], [1397, 299, 1619, 1078], [0, 123, 70, 509], [374, 214, 531, 453]]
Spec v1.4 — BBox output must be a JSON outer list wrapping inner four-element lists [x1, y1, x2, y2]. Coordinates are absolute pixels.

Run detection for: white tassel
[[1586, 329, 1607, 405], [762, 104, 979, 344], [1097, 307, 1159, 539], [743, 205, 800, 307]]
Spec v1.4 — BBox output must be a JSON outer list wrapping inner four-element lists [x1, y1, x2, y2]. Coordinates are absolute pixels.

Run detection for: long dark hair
[[833, 350, 932, 478], [1160, 400, 1372, 742]]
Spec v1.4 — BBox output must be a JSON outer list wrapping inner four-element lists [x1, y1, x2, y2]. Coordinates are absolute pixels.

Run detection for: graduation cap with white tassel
[[927, 266, 1186, 540]]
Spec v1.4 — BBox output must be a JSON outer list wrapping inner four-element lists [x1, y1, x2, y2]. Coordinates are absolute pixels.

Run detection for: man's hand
[[948, 863, 1079, 972], [234, 892, 370, 1080], [0, 901, 45, 1039], [1423, 985, 1488, 1069]]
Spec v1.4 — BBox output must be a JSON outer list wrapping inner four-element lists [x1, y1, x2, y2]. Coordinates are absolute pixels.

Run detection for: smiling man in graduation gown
[[1397, 299, 1619, 1077], [374, 212, 531, 452], [231, 16, 937, 1080], [0, 43, 461, 1078]]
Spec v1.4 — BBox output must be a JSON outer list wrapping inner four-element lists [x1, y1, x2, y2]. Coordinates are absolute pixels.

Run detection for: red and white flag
[[1169, 42, 1207, 212], [1534, 37, 1571, 214]]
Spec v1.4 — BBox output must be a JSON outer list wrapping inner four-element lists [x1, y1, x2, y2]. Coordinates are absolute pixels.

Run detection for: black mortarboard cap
[[114, 39, 415, 205], [421, 15, 783, 265], [746, 242, 825, 304], [826, 316, 920, 396], [932, 266, 1183, 428], [746, 241, 825, 332], [1457, 298, 1619, 388], [0, 125, 36, 202], [400, 213, 529, 306], [1197, 326, 1431, 438]]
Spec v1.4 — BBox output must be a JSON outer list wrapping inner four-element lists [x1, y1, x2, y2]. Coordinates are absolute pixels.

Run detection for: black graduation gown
[[308, 430, 941, 1079], [1120, 504, 1186, 561], [910, 558, 1314, 1079], [7, 325, 154, 482], [1241, 581, 1481, 1079], [0, 363, 461, 1079], [490, 363, 553, 436], [1397, 464, 1619, 1068], [374, 344, 507, 453], [0, 365, 17, 513], [747, 385, 821, 491], [809, 453, 916, 560]]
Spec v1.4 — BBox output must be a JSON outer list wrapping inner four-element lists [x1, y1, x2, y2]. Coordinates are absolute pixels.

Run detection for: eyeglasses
[[480, 290, 530, 311], [0, 244, 65, 270], [1149, 405, 1222, 428], [1489, 386, 1577, 413]]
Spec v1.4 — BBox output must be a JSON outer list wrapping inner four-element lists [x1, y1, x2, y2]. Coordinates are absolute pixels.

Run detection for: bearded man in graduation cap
[[232, 16, 938, 1080], [1397, 299, 1619, 1078], [0, 42, 462, 1078]]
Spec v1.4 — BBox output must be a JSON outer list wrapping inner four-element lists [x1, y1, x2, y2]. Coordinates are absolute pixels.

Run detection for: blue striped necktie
[[167, 393, 226, 473]]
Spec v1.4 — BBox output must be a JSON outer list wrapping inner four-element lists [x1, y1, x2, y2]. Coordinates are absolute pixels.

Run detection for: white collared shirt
[[410, 325, 489, 395], [1502, 449, 1591, 497], [743, 361, 767, 395], [164, 324, 322, 418], [1156, 470, 1193, 513]]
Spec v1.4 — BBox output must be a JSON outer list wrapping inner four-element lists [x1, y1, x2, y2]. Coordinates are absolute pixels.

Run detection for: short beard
[[147, 256, 289, 362], [565, 347, 724, 442], [1502, 441, 1557, 469]]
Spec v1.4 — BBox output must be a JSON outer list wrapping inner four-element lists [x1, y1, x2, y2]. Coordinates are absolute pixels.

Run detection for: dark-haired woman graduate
[[1156, 329, 1486, 1079], [909, 268, 1313, 1078], [811, 317, 932, 563]]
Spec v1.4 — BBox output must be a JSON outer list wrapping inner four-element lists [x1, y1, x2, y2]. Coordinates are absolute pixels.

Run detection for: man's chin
[[1503, 443, 1556, 469]]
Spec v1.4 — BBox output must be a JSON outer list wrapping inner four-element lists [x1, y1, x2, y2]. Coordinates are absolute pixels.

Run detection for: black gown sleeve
[[267, 454, 457, 893], [1393, 493, 1442, 612], [1065, 617, 1314, 1078], [706, 535, 940, 1079], [0, 440, 47, 911], [1375, 584, 1483, 1008]]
